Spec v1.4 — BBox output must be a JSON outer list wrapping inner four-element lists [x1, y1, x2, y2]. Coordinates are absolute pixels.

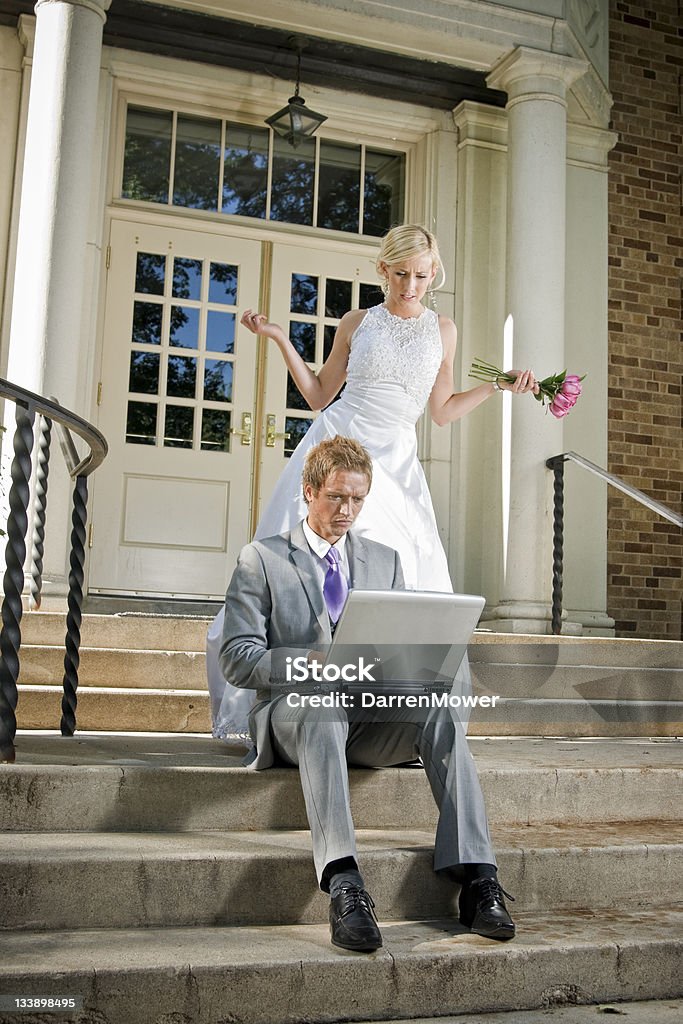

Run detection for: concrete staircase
[[15, 612, 212, 734], [0, 612, 682, 1023], [12, 611, 683, 736]]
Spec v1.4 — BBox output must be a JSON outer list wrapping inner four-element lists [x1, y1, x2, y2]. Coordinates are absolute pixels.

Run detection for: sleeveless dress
[[207, 303, 463, 740]]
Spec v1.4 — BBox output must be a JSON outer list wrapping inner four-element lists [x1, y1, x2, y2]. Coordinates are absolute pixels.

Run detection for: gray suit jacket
[[219, 521, 404, 768]]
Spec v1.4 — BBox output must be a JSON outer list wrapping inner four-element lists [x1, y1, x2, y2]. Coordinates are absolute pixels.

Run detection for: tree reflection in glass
[[325, 279, 352, 318], [172, 258, 202, 300], [271, 134, 315, 225], [290, 274, 318, 315], [164, 405, 194, 448], [287, 372, 309, 411], [204, 360, 233, 403], [209, 263, 238, 305], [169, 306, 199, 349], [126, 401, 157, 445], [132, 302, 163, 346], [284, 417, 313, 457], [206, 312, 236, 354], [323, 325, 336, 362], [123, 107, 172, 203], [173, 114, 221, 210], [223, 124, 269, 218], [360, 283, 384, 309], [135, 253, 165, 295], [363, 149, 405, 237], [129, 352, 160, 395], [167, 355, 197, 398], [201, 409, 231, 452], [288, 322, 316, 361], [318, 142, 360, 232]]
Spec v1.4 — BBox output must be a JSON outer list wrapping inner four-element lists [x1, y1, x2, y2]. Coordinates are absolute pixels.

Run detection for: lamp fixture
[[265, 42, 327, 148]]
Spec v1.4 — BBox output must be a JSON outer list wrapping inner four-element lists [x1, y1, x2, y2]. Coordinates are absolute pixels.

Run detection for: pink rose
[[549, 393, 573, 418], [561, 375, 582, 398]]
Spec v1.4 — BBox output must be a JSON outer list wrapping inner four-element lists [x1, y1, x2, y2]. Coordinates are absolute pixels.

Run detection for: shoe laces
[[337, 885, 376, 917], [470, 877, 515, 904]]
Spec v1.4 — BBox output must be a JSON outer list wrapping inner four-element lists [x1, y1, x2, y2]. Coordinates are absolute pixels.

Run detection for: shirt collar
[[303, 518, 348, 561]]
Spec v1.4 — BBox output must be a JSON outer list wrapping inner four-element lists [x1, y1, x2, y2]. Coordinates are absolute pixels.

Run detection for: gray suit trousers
[[267, 697, 495, 889]]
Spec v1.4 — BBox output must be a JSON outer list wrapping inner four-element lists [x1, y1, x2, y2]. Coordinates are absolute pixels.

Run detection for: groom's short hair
[[302, 436, 373, 498]]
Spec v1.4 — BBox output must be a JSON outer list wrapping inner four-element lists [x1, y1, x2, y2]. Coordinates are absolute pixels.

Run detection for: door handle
[[230, 411, 252, 446], [265, 414, 291, 448]]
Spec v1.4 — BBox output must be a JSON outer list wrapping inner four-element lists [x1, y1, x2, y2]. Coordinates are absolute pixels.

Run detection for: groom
[[220, 435, 514, 951]]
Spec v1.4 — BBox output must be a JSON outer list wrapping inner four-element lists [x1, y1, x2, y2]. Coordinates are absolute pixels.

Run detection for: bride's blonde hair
[[376, 224, 445, 290]]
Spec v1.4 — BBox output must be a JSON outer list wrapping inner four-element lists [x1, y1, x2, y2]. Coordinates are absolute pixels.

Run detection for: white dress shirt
[[302, 519, 351, 590]]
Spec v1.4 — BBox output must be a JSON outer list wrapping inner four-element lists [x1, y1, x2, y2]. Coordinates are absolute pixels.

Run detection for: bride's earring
[[427, 288, 437, 309], [381, 277, 389, 298]]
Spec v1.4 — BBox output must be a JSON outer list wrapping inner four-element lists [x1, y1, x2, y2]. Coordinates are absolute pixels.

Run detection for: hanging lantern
[[265, 47, 327, 148]]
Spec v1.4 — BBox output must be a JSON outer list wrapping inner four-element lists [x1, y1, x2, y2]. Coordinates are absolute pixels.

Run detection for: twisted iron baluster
[[0, 403, 35, 762], [29, 414, 52, 611], [60, 474, 88, 737], [545, 456, 565, 636]]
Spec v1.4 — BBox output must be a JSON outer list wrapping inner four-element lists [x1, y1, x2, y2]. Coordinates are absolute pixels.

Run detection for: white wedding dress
[[207, 303, 464, 740]]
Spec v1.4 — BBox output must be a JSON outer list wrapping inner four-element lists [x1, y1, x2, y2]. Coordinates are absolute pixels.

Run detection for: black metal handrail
[[546, 451, 682, 635], [0, 378, 107, 763]]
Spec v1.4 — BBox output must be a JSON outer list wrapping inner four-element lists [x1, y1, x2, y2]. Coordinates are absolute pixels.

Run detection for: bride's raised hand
[[500, 369, 540, 395], [240, 309, 286, 344]]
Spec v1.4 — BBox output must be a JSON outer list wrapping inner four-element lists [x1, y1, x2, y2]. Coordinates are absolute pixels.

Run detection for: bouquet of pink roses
[[470, 358, 586, 419]]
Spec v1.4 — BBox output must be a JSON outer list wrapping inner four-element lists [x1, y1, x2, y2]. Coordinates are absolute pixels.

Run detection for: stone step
[[12, 624, 682, 738], [470, 635, 682, 734], [3, 735, 680, 833], [471, 633, 683, 669], [14, 683, 682, 737], [0, 910, 680, 1024], [21, 614, 683, 671], [82, 594, 222, 618], [350, 1004, 683, 1024], [19, 622, 683, 684], [18, 645, 206, 689], [22, 639, 680, 699], [15, 685, 212, 733], [18, 611, 212, 652], [1, 822, 680, 931]]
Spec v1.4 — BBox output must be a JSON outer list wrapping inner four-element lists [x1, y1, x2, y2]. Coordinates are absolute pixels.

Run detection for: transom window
[[121, 105, 405, 237]]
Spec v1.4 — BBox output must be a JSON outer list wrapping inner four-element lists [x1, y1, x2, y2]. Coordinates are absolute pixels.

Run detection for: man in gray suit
[[220, 436, 514, 952]]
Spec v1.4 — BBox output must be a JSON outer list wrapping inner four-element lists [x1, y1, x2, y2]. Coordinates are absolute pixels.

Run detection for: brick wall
[[607, 0, 682, 639]]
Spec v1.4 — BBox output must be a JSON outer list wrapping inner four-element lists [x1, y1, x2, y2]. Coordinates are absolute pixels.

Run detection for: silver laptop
[[324, 590, 485, 695]]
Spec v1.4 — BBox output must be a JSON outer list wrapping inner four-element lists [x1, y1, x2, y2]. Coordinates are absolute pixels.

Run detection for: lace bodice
[[346, 304, 443, 408]]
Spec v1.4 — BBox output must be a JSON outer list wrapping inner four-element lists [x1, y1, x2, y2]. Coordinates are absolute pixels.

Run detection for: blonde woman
[[208, 224, 537, 737]]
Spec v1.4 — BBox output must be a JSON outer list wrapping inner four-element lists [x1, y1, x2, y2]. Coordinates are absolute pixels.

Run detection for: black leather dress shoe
[[459, 876, 516, 941], [329, 885, 382, 952]]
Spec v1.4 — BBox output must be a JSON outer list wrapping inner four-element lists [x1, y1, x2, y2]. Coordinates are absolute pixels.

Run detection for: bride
[[208, 224, 537, 739]]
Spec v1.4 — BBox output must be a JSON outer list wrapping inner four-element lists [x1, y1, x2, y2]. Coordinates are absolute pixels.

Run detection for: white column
[[485, 48, 588, 633], [451, 102, 508, 599], [413, 125, 459, 565], [5, 0, 110, 601], [6, 0, 110, 406]]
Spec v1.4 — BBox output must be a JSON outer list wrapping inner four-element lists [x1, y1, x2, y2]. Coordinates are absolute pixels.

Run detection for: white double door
[[89, 218, 380, 599]]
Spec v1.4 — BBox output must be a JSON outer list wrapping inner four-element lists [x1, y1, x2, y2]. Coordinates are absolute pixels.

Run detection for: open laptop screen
[[324, 590, 484, 693]]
